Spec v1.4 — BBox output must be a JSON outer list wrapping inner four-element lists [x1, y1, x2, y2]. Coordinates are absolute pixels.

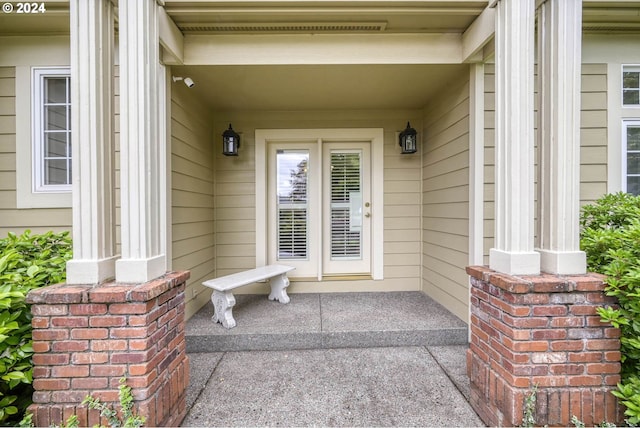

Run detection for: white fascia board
[[184, 33, 463, 65], [462, 6, 495, 63], [159, 6, 184, 65]]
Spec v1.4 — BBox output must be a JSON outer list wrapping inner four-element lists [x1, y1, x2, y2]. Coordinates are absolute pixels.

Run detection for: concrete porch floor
[[185, 291, 468, 352], [183, 292, 483, 426]]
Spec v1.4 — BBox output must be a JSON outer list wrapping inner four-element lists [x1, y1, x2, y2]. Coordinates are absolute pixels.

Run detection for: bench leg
[[268, 273, 290, 304], [211, 290, 236, 329]]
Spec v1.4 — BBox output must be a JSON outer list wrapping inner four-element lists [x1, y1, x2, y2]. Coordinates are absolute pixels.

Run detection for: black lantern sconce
[[222, 124, 240, 156], [399, 122, 418, 154]]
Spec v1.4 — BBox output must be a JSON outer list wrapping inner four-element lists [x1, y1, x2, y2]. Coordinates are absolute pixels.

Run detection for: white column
[[115, 0, 167, 283], [66, 0, 118, 284], [536, 0, 587, 275], [489, 0, 540, 275]]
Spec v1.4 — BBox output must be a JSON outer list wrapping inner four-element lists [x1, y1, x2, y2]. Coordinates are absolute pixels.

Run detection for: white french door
[[323, 143, 371, 275], [267, 141, 371, 279]]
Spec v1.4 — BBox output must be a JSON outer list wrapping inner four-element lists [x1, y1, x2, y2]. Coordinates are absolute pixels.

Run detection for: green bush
[[0, 230, 72, 425], [580, 192, 640, 424]]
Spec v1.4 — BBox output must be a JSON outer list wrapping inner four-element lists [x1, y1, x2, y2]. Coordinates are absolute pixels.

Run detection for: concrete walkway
[[182, 292, 484, 426]]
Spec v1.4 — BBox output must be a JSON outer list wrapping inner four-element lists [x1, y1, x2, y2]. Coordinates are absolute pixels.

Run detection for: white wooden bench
[[202, 264, 295, 329]]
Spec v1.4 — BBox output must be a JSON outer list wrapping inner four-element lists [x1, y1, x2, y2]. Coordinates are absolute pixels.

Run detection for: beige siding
[[483, 65, 496, 265], [0, 66, 71, 237], [483, 63, 609, 262], [170, 85, 216, 320], [580, 64, 608, 204], [213, 110, 423, 293], [422, 70, 471, 323]]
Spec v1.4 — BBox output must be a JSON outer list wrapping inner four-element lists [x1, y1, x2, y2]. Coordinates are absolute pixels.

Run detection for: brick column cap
[[26, 271, 190, 305], [466, 266, 606, 294]]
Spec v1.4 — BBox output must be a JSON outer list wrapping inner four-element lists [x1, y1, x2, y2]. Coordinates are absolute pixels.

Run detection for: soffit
[[171, 63, 467, 111], [0, 1, 69, 35], [583, 1, 640, 32]]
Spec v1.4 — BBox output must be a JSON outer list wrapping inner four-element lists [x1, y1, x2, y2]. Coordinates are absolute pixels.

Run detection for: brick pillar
[[26, 271, 190, 427], [467, 266, 624, 427]]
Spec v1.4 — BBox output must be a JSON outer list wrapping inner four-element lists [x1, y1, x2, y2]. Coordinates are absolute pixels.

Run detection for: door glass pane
[[330, 151, 362, 260], [276, 151, 309, 260]]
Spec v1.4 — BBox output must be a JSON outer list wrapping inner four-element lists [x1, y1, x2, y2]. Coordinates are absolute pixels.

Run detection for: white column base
[[115, 255, 166, 283], [489, 248, 540, 275], [66, 256, 119, 284], [537, 249, 586, 275]]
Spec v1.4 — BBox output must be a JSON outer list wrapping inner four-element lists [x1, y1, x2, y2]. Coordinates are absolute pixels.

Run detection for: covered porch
[[20, 0, 637, 426], [62, 0, 498, 325]]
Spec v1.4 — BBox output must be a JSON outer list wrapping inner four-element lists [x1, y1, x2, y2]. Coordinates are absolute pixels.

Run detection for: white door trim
[[256, 128, 384, 280]]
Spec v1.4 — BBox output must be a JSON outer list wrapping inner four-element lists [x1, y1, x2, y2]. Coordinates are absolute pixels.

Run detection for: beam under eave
[[462, 6, 495, 63], [159, 6, 184, 65], [183, 33, 463, 65]]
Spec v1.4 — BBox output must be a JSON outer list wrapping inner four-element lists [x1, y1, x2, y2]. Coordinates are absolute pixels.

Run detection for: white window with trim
[[623, 120, 640, 195], [256, 129, 384, 281], [32, 68, 72, 192], [623, 65, 640, 107]]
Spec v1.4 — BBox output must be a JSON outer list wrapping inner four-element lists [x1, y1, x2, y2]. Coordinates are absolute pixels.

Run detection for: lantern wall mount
[[222, 124, 241, 156], [399, 122, 418, 154]]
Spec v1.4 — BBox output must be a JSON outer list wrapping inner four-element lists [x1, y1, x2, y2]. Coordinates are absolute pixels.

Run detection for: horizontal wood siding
[[213, 110, 422, 293], [483, 63, 609, 262], [0, 66, 71, 237], [422, 71, 470, 323], [483, 64, 496, 265], [580, 64, 608, 204], [170, 86, 215, 320]]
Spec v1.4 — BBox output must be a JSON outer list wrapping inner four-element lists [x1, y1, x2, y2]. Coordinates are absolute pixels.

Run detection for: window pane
[[46, 106, 68, 130], [277, 153, 308, 204], [44, 159, 70, 185], [624, 90, 640, 105], [46, 78, 68, 103], [628, 127, 640, 151], [628, 176, 640, 196], [623, 72, 640, 89], [330, 152, 362, 259], [45, 132, 68, 157], [278, 209, 307, 259], [628, 153, 640, 175], [276, 151, 309, 260]]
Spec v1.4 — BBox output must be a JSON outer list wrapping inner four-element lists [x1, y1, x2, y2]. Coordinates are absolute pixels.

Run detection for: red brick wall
[[467, 266, 624, 427], [26, 271, 190, 427]]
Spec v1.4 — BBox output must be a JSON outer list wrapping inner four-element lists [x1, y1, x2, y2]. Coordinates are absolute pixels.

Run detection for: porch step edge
[[186, 328, 468, 353]]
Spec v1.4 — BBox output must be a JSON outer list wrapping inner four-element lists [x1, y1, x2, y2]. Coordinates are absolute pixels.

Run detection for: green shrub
[[0, 230, 72, 425], [580, 192, 640, 424]]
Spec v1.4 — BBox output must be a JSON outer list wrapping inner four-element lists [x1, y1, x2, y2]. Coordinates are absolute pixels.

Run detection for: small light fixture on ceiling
[[172, 76, 195, 88], [222, 124, 240, 156], [399, 122, 418, 154]]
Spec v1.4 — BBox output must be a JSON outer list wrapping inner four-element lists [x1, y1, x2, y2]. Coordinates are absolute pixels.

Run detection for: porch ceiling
[[171, 63, 467, 111]]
